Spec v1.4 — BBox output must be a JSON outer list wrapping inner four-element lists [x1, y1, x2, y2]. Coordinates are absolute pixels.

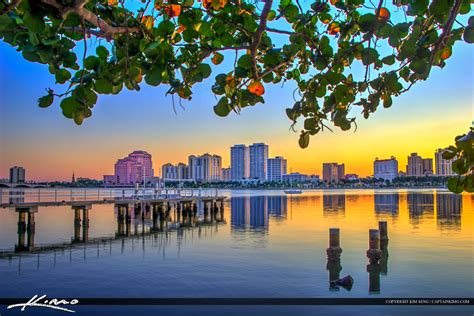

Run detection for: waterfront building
[[103, 150, 154, 185], [406, 153, 423, 176], [374, 156, 398, 181], [282, 172, 309, 183], [422, 158, 433, 175], [162, 163, 189, 180], [435, 148, 454, 176], [249, 143, 269, 180], [267, 156, 287, 182], [322, 163, 345, 183], [222, 167, 231, 181], [230, 145, 250, 180], [9, 166, 25, 183], [188, 154, 222, 182], [345, 173, 359, 181]]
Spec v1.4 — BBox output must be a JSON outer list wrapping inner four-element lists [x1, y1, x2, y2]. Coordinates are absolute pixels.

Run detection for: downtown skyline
[[0, 41, 472, 182]]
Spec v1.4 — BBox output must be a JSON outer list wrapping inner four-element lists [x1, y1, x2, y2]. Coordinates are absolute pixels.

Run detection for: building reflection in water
[[407, 192, 434, 225], [323, 194, 345, 219], [374, 193, 399, 216], [231, 196, 269, 231], [436, 193, 462, 231], [267, 196, 288, 220]]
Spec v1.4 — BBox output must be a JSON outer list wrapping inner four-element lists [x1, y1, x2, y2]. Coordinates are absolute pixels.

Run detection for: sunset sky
[[0, 34, 472, 181]]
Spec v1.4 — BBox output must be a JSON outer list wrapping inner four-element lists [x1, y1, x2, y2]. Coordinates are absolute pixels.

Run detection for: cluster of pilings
[[72, 204, 91, 243], [326, 221, 390, 293], [115, 200, 225, 237], [15, 206, 37, 252]]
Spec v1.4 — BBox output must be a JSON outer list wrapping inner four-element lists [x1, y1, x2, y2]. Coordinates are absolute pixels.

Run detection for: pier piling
[[366, 229, 382, 264]]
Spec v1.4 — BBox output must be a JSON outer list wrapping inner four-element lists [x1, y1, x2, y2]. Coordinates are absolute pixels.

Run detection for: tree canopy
[[0, 0, 472, 191]]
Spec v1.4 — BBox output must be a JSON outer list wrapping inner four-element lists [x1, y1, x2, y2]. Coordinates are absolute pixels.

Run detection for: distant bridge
[[0, 183, 48, 189]]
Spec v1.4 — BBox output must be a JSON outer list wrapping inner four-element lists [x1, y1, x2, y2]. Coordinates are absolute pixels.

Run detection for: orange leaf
[[376, 7, 390, 22], [141, 16, 154, 30], [328, 22, 340, 35], [165, 4, 182, 17], [248, 81, 265, 96]]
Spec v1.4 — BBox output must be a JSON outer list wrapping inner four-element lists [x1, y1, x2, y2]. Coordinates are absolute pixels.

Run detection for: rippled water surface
[[0, 189, 472, 315]]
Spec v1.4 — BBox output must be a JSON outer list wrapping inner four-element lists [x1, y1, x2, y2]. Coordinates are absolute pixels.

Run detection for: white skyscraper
[[249, 143, 269, 180], [374, 156, 399, 181], [188, 154, 222, 182], [435, 148, 454, 176], [267, 156, 287, 182], [230, 144, 250, 180]]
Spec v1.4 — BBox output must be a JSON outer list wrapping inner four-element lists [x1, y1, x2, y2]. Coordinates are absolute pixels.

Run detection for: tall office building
[[249, 143, 269, 180], [9, 166, 25, 183], [188, 154, 222, 182], [406, 153, 423, 176], [267, 156, 287, 182], [162, 163, 189, 180], [103, 150, 154, 185], [435, 148, 454, 176], [322, 163, 345, 183], [230, 145, 250, 180], [374, 157, 398, 181]]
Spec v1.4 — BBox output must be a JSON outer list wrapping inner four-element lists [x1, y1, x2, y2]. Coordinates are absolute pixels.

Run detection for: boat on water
[[284, 189, 303, 194]]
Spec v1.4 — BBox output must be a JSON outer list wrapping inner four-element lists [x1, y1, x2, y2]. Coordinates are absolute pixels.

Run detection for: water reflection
[[407, 192, 435, 226], [436, 193, 462, 231], [374, 193, 399, 216], [0, 190, 470, 299], [2, 201, 227, 270], [231, 196, 269, 231], [267, 196, 288, 220], [323, 194, 345, 218]]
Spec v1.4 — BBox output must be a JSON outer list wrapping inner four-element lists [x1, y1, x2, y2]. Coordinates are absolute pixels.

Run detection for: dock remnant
[[366, 229, 382, 264], [326, 228, 342, 261]]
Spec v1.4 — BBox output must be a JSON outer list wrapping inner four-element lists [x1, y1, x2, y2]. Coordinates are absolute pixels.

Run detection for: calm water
[[0, 189, 472, 315]]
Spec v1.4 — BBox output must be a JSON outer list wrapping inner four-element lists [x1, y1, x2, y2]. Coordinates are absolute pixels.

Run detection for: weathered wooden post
[[16, 211, 27, 250], [73, 207, 82, 242], [326, 228, 342, 261], [82, 207, 90, 242], [27, 211, 36, 249], [366, 229, 382, 264]]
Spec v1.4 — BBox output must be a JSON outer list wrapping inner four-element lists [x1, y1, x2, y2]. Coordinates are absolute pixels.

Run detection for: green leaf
[[60, 97, 80, 119], [84, 56, 100, 70], [463, 26, 474, 44], [38, 94, 54, 108], [237, 54, 252, 69], [198, 63, 212, 79], [361, 48, 379, 65], [447, 177, 464, 194], [298, 131, 310, 149], [23, 12, 45, 33], [145, 67, 163, 86], [213, 97, 231, 117], [55, 69, 71, 84], [381, 55, 395, 65], [94, 79, 113, 94], [96, 46, 109, 60]]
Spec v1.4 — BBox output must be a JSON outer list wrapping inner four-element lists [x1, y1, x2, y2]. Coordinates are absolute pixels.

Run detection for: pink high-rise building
[[104, 150, 154, 186]]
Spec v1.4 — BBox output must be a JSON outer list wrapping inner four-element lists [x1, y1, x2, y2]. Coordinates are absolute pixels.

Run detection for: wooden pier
[[0, 188, 227, 258]]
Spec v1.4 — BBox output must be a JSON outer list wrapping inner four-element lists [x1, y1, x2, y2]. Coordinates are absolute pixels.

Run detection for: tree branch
[[1, 0, 22, 15], [249, 0, 273, 79], [41, 0, 141, 39]]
